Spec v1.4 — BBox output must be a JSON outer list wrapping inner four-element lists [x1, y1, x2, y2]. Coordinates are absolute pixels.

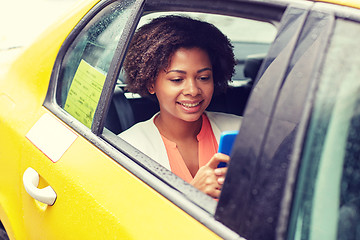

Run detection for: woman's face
[[150, 47, 214, 123]]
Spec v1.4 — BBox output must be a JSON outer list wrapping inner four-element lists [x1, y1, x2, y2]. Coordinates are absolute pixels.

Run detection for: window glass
[[288, 19, 360, 240], [57, 0, 136, 128]]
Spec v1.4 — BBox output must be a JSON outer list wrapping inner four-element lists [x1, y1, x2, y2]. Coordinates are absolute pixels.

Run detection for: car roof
[[145, 0, 360, 11]]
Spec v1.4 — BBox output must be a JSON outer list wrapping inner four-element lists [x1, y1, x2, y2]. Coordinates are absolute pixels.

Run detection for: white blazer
[[119, 111, 242, 170]]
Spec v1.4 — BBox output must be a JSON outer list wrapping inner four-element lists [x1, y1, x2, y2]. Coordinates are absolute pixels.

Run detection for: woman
[[120, 15, 242, 198]]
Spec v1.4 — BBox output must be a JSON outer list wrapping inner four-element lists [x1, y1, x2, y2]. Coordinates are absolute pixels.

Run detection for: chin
[[180, 113, 203, 123]]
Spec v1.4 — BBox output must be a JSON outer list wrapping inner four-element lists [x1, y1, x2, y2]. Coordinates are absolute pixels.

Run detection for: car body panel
[[19, 110, 221, 239], [0, 2, 98, 236], [0, 0, 225, 239]]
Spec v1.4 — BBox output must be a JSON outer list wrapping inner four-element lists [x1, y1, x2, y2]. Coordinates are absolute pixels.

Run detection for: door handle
[[23, 167, 57, 206]]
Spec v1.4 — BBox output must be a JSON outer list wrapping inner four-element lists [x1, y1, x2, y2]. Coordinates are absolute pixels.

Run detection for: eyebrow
[[165, 67, 212, 74]]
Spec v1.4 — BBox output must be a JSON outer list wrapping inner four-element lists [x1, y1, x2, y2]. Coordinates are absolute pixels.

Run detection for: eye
[[170, 78, 183, 82], [199, 76, 211, 81]]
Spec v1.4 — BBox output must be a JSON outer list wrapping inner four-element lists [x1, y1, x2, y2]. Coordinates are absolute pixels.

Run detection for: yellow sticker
[[64, 59, 106, 128]]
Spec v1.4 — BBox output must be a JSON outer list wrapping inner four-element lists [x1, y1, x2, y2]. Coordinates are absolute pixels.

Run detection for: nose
[[183, 78, 200, 96]]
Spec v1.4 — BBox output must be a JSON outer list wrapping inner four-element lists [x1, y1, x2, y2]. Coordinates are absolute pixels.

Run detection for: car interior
[[103, 11, 273, 134], [104, 52, 264, 134]]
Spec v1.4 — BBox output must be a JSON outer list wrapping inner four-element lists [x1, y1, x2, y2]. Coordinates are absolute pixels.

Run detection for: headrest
[[244, 53, 265, 82]]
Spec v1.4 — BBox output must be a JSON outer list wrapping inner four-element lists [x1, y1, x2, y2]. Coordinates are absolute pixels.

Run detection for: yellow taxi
[[1, 0, 360, 239]]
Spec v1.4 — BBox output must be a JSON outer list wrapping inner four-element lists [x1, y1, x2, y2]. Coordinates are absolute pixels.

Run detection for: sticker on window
[[64, 59, 106, 128]]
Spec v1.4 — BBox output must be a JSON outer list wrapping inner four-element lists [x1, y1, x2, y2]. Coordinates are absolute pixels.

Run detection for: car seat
[[105, 86, 135, 134]]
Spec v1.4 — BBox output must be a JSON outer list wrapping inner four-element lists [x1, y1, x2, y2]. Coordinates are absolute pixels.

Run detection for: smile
[[178, 101, 202, 108]]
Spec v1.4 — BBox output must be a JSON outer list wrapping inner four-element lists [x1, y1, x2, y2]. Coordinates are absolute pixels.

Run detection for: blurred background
[[0, 0, 79, 50]]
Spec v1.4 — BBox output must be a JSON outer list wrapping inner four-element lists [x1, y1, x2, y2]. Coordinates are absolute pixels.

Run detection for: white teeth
[[180, 102, 200, 108]]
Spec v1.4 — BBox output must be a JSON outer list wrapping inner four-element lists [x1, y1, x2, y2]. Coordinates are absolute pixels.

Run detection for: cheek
[[155, 85, 178, 104]]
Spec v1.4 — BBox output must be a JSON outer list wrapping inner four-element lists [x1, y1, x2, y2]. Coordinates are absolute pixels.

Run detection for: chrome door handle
[[23, 167, 57, 205]]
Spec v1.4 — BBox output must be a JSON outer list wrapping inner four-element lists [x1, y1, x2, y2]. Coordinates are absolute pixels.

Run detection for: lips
[[177, 100, 204, 113]]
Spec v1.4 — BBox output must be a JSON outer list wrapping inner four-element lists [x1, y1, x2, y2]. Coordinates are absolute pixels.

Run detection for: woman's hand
[[190, 153, 229, 198]]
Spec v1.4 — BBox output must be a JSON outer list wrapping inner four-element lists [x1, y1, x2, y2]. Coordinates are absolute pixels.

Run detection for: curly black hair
[[123, 15, 235, 96]]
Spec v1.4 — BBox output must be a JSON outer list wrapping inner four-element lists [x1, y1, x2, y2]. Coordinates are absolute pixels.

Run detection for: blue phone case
[[217, 130, 238, 168]]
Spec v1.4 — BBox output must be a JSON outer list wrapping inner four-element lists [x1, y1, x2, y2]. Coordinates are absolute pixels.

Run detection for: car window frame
[[44, 0, 146, 135]]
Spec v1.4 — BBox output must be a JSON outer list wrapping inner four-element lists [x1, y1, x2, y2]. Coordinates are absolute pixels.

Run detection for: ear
[[148, 84, 155, 94]]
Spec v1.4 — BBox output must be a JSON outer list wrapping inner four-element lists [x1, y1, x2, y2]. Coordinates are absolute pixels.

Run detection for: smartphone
[[217, 130, 238, 168]]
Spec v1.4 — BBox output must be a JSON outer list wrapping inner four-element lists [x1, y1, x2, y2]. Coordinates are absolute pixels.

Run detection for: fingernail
[[218, 177, 224, 184]]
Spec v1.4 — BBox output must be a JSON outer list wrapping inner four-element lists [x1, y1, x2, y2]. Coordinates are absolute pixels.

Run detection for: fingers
[[201, 177, 222, 198], [191, 166, 224, 198], [207, 153, 230, 169], [192, 153, 230, 198], [214, 166, 228, 176], [207, 189, 222, 199], [214, 166, 227, 185], [215, 167, 228, 186]]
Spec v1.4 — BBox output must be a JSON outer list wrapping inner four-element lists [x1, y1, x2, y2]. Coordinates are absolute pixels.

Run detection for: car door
[[283, 4, 360, 240], [20, 1, 153, 239], [21, 0, 228, 239], [216, 2, 352, 240]]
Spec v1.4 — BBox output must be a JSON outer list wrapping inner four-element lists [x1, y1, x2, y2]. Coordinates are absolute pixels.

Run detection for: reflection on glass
[[288, 19, 360, 240]]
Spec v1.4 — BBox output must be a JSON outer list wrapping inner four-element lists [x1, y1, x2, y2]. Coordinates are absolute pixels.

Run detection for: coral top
[[160, 114, 218, 183]]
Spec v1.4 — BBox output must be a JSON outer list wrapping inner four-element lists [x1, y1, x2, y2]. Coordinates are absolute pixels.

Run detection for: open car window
[[137, 12, 277, 85], [103, 7, 279, 213], [105, 11, 277, 134]]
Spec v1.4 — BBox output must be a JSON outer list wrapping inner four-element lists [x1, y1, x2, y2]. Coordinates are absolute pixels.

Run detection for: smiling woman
[[150, 48, 214, 123], [119, 16, 242, 198]]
